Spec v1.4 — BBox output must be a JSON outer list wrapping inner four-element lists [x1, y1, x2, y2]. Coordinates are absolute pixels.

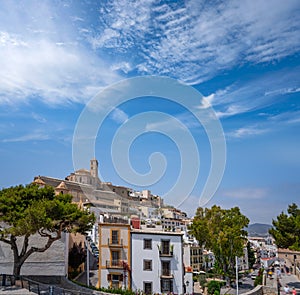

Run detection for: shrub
[[254, 269, 264, 286], [207, 280, 224, 295]]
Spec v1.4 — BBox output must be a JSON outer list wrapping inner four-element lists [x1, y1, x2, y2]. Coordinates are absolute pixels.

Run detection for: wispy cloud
[[110, 108, 129, 124], [31, 112, 47, 124], [0, 2, 121, 106], [144, 112, 202, 132], [221, 187, 269, 200], [0, 33, 119, 105], [268, 110, 300, 125], [265, 87, 300, 96], [226, 109, 300, 139], [90, 0, 300, 84], [0, 1, 298, 105], [227, 125, 269, 139], [203, 67, 300, 118], [2, 130, 50, 143]]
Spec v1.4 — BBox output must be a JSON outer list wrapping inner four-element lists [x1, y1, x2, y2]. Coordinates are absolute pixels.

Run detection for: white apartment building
[[237, 246, 249, 271], [131, 227, 184, 294], [183, 245, 195, 295]]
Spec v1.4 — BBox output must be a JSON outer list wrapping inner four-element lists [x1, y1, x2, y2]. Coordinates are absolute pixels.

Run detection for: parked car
[[250, 270, 259, 280]]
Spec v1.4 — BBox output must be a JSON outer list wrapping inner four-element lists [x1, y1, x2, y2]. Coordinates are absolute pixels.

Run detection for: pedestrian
[[277, 268, 282, 278], [292, 287, 296, 295], [284, 285, 290, 294]]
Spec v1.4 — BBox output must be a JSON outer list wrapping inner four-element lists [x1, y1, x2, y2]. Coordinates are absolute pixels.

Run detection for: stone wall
[[0, 233, 68, 276]]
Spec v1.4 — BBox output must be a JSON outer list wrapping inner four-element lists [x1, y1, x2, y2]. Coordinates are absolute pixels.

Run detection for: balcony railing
[[103, 217, 129, 224], [106, 260, 124, 268], [160, 269, 174, 278], [158, 244, 174, 257], [108, 238, 123, 247]]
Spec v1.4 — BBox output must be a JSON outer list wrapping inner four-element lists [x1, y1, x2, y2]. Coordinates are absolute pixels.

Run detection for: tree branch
[[10, 235, 19, 259], [20, 233, 30, 257], [20, 229, 62, 265], [0, 235, 11, 245]]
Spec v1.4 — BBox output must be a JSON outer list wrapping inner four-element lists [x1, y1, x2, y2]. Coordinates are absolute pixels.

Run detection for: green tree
[[207, 280, 225, 295], [247, 242, 256, 269], [69, 242, 86, 271], [269, 203, 300, 251], [0, 184, 95, 277], [190, 205, 249, 278]]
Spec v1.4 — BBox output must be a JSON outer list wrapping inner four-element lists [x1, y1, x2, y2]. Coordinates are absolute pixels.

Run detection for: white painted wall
[[131, 231, 184, 294]]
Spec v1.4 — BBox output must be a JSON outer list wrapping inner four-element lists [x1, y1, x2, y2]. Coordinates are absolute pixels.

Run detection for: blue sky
[[0, 0, 299, 224]]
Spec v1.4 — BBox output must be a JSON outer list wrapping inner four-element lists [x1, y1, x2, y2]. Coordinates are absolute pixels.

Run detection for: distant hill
[[246, 223, 273, 237]]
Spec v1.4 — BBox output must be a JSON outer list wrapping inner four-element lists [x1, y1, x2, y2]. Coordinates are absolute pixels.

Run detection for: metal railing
[[159, 244, 174, 257], [108, 238, 123, 246], [160, 269, 174, 278], [0, 274, 95, 295], [106, 260, 124, 268], [103, 217, 129, 224]]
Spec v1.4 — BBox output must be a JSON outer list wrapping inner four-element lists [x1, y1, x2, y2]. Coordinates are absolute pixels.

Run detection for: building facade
[[131, 228, 184, 294], [98, 223, 131, 289]]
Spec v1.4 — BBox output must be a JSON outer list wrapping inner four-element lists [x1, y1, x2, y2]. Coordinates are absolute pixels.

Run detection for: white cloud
[[199, 94, 214, 109], [268, 110, 300, 125], [31, 113, 47, 124], [90, 0, 300, 84], [2, 130, 50, 143], [221, 187, 269, 200], [225, 108, 300, 139], [0, 0, 298, 105], [265, 87, 300, 96], [110, 108, 129, 124], [110, 62, 132, 74], [201, 67, 300, 118], [227, 126, 269, 139], [0, 1, 121, 106], [0, 33, 120, 105]]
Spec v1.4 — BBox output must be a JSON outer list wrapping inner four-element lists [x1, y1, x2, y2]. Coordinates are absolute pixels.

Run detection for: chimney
[[131, 217, 141, 229]]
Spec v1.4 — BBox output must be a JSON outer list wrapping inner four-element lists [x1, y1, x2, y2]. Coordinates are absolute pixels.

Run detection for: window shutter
[[107, 274, 111, 281]]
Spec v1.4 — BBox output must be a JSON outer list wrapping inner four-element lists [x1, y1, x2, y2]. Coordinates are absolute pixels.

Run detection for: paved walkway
[[194, 281, 203, 295], [266, 272, 300, 295], [279, 274, 300, 294], [0, 286, 36, 294]]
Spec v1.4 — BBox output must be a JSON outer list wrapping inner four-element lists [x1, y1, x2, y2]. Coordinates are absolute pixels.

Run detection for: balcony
[[103, 216, 129, 224], [108, 238, 123, 248], [158, 245, 174, 257], [160, 269, 174, 279], [106, 260, 124, 269]]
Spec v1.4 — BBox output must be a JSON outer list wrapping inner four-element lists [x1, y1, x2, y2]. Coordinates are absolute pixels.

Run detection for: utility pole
[[236, 256, 239, 295], [86, 237, 90, 287]]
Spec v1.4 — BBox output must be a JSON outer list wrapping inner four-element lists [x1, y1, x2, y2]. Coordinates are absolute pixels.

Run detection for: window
[[111, 230, 119, 244], [161, 279, 173, 292], [111, 250, 120, 266], [112, 274, 121, 289], [161, 240, 170, 255], [143, 260, 152, 271], [144, 239, 152, 249], [144, 282, 152, 295], [161, 261, 171, 276]]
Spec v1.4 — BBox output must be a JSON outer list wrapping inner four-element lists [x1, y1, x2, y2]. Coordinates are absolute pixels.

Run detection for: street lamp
[[186, 280, 190, 295]]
